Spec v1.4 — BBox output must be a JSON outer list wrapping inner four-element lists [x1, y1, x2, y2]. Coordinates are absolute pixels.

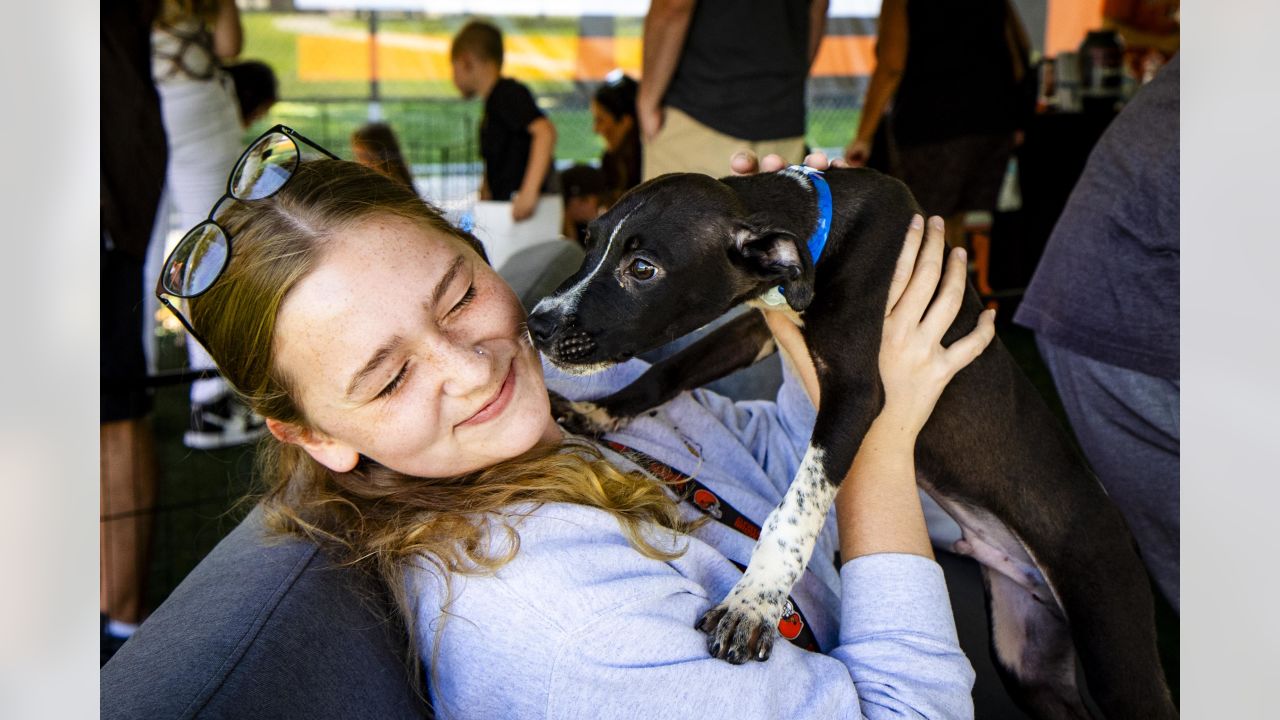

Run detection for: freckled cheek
[[359, 409, 448, 466]]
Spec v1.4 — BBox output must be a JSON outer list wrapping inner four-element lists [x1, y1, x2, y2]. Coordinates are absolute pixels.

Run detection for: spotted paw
[[549, 393, 631, 437], [696, 596, 782, 664]]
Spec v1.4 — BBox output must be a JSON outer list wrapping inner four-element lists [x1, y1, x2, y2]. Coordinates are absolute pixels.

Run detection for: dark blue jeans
[[1036, 336, 1180, 612]]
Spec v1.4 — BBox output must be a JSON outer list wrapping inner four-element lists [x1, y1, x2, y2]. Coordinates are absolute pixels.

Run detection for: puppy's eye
[[627, 258, 657, 281]]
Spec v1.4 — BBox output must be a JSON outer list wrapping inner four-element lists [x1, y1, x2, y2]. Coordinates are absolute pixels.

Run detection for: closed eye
[[377, 362, 411, 399], [450, 285, 476, 315]]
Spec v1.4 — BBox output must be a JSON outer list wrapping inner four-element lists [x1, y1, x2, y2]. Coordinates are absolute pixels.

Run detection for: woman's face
[[271, 214, 560, 478], [591, 100, 633, 153]]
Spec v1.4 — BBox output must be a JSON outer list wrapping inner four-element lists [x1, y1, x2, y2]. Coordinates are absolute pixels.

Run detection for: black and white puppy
[[529, 167, 1175, 720]]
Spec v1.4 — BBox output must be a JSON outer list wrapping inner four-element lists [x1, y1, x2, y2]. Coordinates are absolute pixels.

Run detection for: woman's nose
[[439, 341, 493, 398]]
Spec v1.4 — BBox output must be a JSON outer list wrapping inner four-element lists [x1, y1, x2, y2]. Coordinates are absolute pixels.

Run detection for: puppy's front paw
[[696, 594, 783, 664], [551, 395, 631, 437]]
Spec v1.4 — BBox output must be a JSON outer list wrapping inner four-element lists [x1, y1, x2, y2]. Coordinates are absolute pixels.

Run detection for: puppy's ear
[[732, 220, 816, 311]]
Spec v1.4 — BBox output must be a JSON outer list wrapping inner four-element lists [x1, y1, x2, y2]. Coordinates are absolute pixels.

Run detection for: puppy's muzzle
[[527, 310, 597, 363]]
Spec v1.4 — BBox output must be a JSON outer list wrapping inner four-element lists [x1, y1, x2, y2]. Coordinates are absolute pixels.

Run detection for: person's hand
[[637, 100, 665, 143], [843, 138, 871, 167], [729, 150, 834, 176], [877, 215, 996, 436], [511, 189, 538, 221]]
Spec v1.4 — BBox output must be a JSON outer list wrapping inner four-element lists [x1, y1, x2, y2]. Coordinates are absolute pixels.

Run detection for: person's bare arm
[[638, 0, 697, 142], [844, 0, 907, 165], [512, 116, 557, 221], [808, 0, 830, 67], [211, 0, 243, 61]]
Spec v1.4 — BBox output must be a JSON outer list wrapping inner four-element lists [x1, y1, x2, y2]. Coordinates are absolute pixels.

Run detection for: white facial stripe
[[544, 204, 640, 315], [724, 446, 835, 611]]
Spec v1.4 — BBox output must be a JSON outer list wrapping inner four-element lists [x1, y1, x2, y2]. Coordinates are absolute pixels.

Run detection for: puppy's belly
[[923, 486, 1061, 614]]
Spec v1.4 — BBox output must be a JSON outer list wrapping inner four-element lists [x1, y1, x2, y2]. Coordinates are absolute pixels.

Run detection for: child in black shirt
[[451, 20, 557, 221]]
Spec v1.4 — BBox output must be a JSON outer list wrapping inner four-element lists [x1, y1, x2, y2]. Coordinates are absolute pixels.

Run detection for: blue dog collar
[[762, 165, 833, 307], [787, 165, 834, 266]]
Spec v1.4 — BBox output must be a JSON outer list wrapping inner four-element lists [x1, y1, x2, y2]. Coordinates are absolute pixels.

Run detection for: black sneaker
[[184, 393, 267, 449]]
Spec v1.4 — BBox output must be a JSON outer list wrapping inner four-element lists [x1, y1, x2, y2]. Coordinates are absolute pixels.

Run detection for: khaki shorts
[[642, 107, 806, 181]]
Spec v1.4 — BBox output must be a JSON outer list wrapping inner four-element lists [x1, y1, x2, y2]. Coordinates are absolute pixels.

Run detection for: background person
[[843, 0, 1031, 251], [639, 0, 828, 180], [351, 121, 416, 190], [152, 0, 265, 449], [1015, 55, 1180, 613], [591, 71, 642, 204], [559, 163, 607, 245], [224, 59, 278, 128], [101, 0, 168, 666], [451, 19, 557, 221]]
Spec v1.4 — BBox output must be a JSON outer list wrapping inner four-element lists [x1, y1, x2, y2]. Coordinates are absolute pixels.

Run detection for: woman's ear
[[265, 418, 360, 473]]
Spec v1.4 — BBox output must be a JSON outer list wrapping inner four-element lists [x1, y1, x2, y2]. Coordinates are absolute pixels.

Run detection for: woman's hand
[[729, 150, 837, 176], [877, 215, 996, 437]]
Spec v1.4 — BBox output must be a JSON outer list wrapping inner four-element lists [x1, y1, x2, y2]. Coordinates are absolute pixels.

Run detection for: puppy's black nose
[[526, 310, 559, 346]]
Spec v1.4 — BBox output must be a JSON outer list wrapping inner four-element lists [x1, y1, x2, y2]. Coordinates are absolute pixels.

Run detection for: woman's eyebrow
[[431, 255, 466, 309]]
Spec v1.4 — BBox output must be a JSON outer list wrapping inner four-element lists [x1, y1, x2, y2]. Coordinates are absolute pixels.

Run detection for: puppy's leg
[[556, 310, 774, 436], [939, 497, 1094, 719], [698, 375, 880, 663], [920, 343, 1177, 719], [981, 567, 1094, 720], [696, 442, 840, 663]]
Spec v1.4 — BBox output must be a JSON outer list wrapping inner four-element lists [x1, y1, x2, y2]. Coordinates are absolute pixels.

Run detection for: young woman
[[162, 128, 994, 719], [591, 72, 642, 206]]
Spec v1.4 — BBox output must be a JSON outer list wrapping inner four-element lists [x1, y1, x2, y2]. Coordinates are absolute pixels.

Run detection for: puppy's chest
[[744, 297, 805, 327]]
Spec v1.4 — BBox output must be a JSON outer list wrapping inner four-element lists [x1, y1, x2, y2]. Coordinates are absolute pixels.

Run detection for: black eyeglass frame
[[154, 124, 339, 352]]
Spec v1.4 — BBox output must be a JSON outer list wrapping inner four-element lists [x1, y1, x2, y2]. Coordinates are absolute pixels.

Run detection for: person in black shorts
[[101, 0, 168, 665], [451, 20, 557, 222], [844, 0, 1031, 251]]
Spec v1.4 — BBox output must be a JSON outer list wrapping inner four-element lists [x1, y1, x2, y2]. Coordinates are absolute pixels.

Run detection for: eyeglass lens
[[231, 131, 299, 200], [163, 223, 229, 297]]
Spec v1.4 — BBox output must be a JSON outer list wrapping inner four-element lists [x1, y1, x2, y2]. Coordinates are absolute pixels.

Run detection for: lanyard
[[604, 440, 821, 653]]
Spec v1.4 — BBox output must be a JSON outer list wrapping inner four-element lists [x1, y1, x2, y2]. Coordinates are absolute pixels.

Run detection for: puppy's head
[[528, 172, 813, 371]]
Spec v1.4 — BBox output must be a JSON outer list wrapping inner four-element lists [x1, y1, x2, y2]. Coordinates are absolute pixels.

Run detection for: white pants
[[154, 74, 243, 404]]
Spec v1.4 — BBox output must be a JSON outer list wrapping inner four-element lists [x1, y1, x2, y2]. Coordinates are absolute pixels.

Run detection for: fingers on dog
[[729, 150, 758, 175], [944, 308, 997, 370], [895, 215, 947, 324], [921, 245, 969, 340], [802, 151, 830, 170], [886, 214, 925, 317]]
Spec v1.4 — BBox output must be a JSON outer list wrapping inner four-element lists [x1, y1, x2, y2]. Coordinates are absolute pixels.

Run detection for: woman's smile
[[458, 362, 516, 428]]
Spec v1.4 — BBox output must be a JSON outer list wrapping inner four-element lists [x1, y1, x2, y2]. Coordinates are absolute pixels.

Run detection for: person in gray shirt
[[168, 144, 991, 717], [1015, 55, 1180, 613]]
